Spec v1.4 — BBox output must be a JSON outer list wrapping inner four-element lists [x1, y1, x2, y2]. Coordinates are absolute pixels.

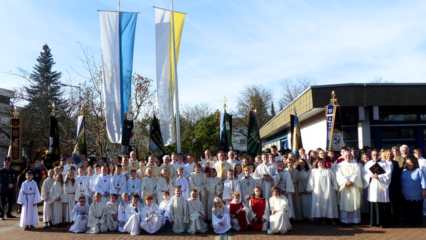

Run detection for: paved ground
[[1, 218, 426, 240]]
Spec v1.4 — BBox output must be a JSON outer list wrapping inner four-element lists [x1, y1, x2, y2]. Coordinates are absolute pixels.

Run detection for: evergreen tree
[[21, 44, 69, 161], [271, 102, 276, 116]]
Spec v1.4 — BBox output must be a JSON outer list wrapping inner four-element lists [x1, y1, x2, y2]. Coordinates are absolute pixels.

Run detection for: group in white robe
[[335, 158, 364, 224], [307, 166, 339, 219], [17, 176, 41, 229]]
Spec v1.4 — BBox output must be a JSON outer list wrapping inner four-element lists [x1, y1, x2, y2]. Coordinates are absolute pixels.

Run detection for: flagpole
[[171, 0, 182, 153], [117, 0, 121, 12]]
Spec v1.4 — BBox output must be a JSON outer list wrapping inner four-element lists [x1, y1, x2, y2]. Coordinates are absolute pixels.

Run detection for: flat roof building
[[260, 83, 426, 151]]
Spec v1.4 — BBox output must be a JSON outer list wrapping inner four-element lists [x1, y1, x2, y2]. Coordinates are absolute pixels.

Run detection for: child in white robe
[[173, 167, 190, 200], [87, 192, 107, 234], [63, 172, 76, 223], [103, 194, 119, 232], [118, 193, 132, 232], [307, 159, 339, 220], [127, 169, 141, 197], [141, 167, 158, 202], [223, 169, 241, 204], [17, 171, 41, 230], [170, 186, 189, 233], [187, 189, 208, 234], [110, 165, 127, 196], [212, 197, 231, 234], [157, 168, 173, 204], [140, 194, 163, 234], [239, 166, 257, 205], [189, 164, 207, 205], [205, 168, 222, 221], [94, 166, 111, 203], [267, 187, 291, 234], [69, 195, 89, 233], [75, 167, 90, 203], [159, 191, 172, 228], [123, 194, 142, 235], [41, 169, 54, 228], [49, 173, 64, 226]]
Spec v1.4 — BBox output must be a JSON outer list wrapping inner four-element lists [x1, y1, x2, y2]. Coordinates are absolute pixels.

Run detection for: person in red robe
[[249, 186, 268, 231], [229, 192, 248, 231]]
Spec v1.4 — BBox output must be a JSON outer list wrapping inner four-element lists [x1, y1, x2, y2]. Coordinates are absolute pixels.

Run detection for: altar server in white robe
[[157, 168, 173, 204], [103, 194, 119, 231], [87, 193, 107, 234], [169, 186, 189, 233], [222, 169, 241, 203], [123, 194, 142, 235], [75, 167, 90, 203], [277, 164, 295, 218], [17, 171, 41, 230], [307, 159, 339, 219], [253, 153, 279, 199], [141, 167, 158, 202], [127, 169, 141, 197], [140, 194, 163, 234], [63, 172, 76, 223], [94, 166, 111, 203], [187, 189, 208, 234], [173, 167, 190, 200], [110, 165, 127, 196], [118, 193, 132, 232], [159, 191, 172, 226], [239, 166, 257, 205], [69, 195, 89, 233], [335, 148, 364, 224], [49, 173, 64, 226], [363, 154, 392, 226], [189, 164, 207, 205], [212, 197, 231, 234], [205, 168, 223, 220], [267, 187, 291, 234], [41, 169, 54, 228]]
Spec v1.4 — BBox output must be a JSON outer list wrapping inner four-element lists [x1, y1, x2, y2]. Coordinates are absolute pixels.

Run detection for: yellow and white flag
[[155, 7, 185, 145]]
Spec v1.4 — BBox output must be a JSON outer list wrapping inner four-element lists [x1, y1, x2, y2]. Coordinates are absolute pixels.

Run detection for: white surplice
[[140, 203, 163, 234], [17, 180, 41, 228], [187, 198, 208, 234], [69, 203, 89, 233], [363, 160, 392, 203], [123, 204, 142, 235], [169, 195, 189, 233], [212, 206, 231, 234], [335, 160, 363, 224], [40, 177, 53, 223], [49, 181, 63, 225], [253, 163, 279, 199], [307, 168, 338, 219], [267, 196, 291, 234]]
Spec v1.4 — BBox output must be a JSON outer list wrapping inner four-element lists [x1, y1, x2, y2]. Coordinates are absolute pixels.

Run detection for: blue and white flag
[[99, 11, 138, 143]]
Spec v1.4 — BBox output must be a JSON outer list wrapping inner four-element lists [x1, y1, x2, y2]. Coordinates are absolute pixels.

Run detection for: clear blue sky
[[1, 0, 426, 111]]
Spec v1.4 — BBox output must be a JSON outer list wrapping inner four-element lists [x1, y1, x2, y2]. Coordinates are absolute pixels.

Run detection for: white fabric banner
[[100, 12, 122, 143], [155, 8, 175, 145]]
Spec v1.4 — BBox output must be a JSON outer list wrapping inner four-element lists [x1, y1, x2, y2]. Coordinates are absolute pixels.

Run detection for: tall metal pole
[[171, 0, 181, 153], [117, 0, 121, 12]]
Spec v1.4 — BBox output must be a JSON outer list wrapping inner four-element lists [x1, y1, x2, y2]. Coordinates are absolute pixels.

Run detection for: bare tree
[[278, 78, 312, 110], [237, 85, 272, 127], [182, 103, 213, 124]]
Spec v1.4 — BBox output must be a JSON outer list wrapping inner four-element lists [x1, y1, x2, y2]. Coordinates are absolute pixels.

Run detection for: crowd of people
[[4, 144, 426, 235]]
